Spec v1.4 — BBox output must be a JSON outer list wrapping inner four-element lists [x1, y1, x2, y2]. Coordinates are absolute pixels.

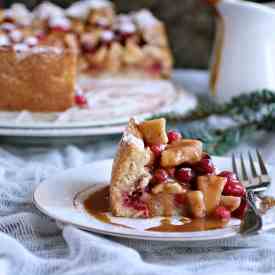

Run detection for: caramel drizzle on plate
[[83, 186, 228, 232], [260, 196, 275, 214], [83, 186, 132, 229], [146, 217, 227, 232]]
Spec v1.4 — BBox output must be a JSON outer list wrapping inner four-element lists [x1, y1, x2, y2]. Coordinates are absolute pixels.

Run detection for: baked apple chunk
[[161, 139, 203, 167], [110, 118, 246, 221], [138, 118, 168, 145]]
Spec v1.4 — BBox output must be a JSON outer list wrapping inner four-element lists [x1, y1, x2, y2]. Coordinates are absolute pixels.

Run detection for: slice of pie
[[110, 118, 245, 220]]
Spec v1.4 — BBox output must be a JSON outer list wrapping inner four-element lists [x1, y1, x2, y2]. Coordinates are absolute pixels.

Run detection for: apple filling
[[111, 118, 247, 221]]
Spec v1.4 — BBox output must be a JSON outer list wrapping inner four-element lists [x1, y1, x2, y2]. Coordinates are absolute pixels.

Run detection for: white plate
[[33, 157, 275, 241], [0, 77, 196, 129], [0, 124, 125, 137], [0, 124, 125, 145]]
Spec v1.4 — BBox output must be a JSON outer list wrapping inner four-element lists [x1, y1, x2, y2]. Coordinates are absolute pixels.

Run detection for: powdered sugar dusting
[[13, 45, 63, 61], [132, 117, 140, 125], [48, 16, 71, 29], [100, 30, 114, 42], [85, 0, 111, 9], [34, 2, 64, 19], [123, 133, 144, 149], [13, 43, 29, 52], [115, 15, 136, 33], [0, 35, 10, 46], [3, 9, 13, 20], [9, 3, 33, 26], [117, 15, 132, 22], [119, 22, 136, 34], [31, 46, 63, 54], [24, 36, 38, 47], [9, 30, 23, 43], [1, 23, 16, 32], [66, 2, 88, 19], [66, 0, 112, 20], [133, 10, 159, 29]]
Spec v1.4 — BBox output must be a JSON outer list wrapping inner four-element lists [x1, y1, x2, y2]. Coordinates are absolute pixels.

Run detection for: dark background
[[1, 0, 269, 68]]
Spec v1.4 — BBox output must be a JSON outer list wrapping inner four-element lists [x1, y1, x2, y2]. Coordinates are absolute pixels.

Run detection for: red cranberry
[[131, 189, 142, 200], [82, 41, 98, 54], [123, 193, 149, 217], [150, 144, 165, 158], [149, 62, 162, 74], [75, 94, 87, 107], [153, 169, 168, 183], [50, 26, 70, 33], [100, 30, 114, 47], [176, 167, 194, 183], [202, 153, 211, 159], [3, 17, 14, 24], [174, 194, 187, 206], [116, 31, 134, 45], [36, 32, 46, 42], [139, 37, 147, 47], [94, 18, 110, 29], [214, 206, 231, 220], [132, 201, 149, 217], [195, 158, 215, 174], [144, 184, 151, 193], [218, 171, 237, 182], [223, 179, 246, 197], [232, 197, 248, 219], [166, 167, 176, 178], [167, 130, 182, 143]]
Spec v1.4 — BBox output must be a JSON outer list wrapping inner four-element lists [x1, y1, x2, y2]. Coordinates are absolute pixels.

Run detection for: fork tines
[[232, 150, 270, 193]]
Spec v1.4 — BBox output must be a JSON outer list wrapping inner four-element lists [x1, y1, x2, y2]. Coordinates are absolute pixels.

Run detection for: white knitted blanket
[[1, 70, 275, 275]]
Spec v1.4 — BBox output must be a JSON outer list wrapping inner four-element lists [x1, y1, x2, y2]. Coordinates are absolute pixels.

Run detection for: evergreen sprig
[[153, 89, 275, 123], [150, 90, 275, 155]]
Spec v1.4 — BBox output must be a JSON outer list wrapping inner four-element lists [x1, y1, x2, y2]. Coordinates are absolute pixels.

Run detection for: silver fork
[[232, 150, 271, 235]]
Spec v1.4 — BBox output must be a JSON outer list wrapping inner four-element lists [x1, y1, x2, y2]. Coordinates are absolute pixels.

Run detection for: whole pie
[[0, 1, 173, 112], [110, 118, 247, 220]]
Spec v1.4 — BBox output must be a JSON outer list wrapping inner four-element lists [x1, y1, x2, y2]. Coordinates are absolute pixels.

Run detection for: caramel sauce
[[84, 186, 227, 233], [83, 186, 132, 229], [260, 196, 275, 214], [146, 217, 227, 232], [162, 193, 174, 216]]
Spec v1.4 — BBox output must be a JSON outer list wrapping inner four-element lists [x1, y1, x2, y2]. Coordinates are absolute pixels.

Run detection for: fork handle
[[240, 191, 263, 235]]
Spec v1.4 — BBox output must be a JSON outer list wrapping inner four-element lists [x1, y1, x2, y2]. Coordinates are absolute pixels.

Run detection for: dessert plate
[[0, 124, 125, 145], [0, 77, 196, 129], [33, 157, 275, 242]]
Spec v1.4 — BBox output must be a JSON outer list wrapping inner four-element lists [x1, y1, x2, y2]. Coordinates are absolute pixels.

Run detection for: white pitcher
[[210, 0, 275, 102]]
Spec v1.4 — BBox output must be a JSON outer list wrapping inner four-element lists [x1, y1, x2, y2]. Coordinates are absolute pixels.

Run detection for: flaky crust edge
[[110, 118, 149, 217]]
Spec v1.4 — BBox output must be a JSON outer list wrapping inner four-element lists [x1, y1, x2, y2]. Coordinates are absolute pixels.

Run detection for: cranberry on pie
[[110, 118, 246, 220]]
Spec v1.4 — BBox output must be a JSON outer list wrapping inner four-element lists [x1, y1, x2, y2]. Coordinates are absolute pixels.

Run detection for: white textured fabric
[[1, 70, 275, 275]]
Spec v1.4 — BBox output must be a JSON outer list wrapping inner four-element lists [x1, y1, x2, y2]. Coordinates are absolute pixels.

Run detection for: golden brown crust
[[0, 47, 76, 112], [110, 119, 150, 217]]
